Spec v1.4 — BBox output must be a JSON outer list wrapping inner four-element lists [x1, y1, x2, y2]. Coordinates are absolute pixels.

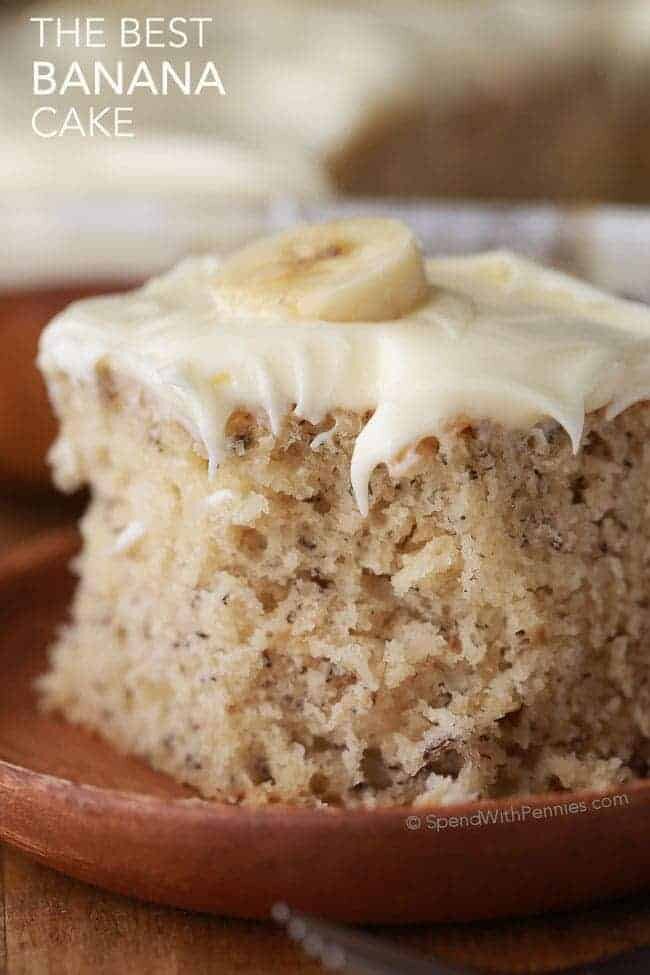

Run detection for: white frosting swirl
[[39, 249, 650, 516]]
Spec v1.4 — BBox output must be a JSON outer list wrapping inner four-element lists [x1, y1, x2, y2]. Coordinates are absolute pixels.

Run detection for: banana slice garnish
[[213, 218, 429, 323]]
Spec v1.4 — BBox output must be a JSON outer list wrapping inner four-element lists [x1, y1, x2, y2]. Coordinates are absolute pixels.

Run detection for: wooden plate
[[2, 530, 650, 924]]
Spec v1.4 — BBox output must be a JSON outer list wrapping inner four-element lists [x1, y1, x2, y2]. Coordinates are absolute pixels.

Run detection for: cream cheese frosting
[[39, 238, 650, 517]]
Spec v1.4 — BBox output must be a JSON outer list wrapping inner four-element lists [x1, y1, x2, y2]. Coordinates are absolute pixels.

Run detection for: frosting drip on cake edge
[[38, 246, 650, 517]]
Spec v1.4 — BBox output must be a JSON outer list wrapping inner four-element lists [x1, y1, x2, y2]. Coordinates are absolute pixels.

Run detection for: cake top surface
[[39, 218, 650, 515]]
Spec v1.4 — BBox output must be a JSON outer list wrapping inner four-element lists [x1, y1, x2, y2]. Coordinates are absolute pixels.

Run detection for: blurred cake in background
[[0, 0, 409, 203], [2, 0, 650, 203], [335, 0, 636, 201]]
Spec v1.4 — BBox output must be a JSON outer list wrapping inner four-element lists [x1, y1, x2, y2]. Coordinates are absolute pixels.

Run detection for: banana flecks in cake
[[110, 520, 146, 555]]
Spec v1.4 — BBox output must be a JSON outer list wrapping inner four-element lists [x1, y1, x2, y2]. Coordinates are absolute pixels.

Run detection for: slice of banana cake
[[38, 218, 650, 807]]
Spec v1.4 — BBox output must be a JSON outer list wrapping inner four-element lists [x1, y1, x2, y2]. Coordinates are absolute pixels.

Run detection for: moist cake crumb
[[39, 388, 650, 806]]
